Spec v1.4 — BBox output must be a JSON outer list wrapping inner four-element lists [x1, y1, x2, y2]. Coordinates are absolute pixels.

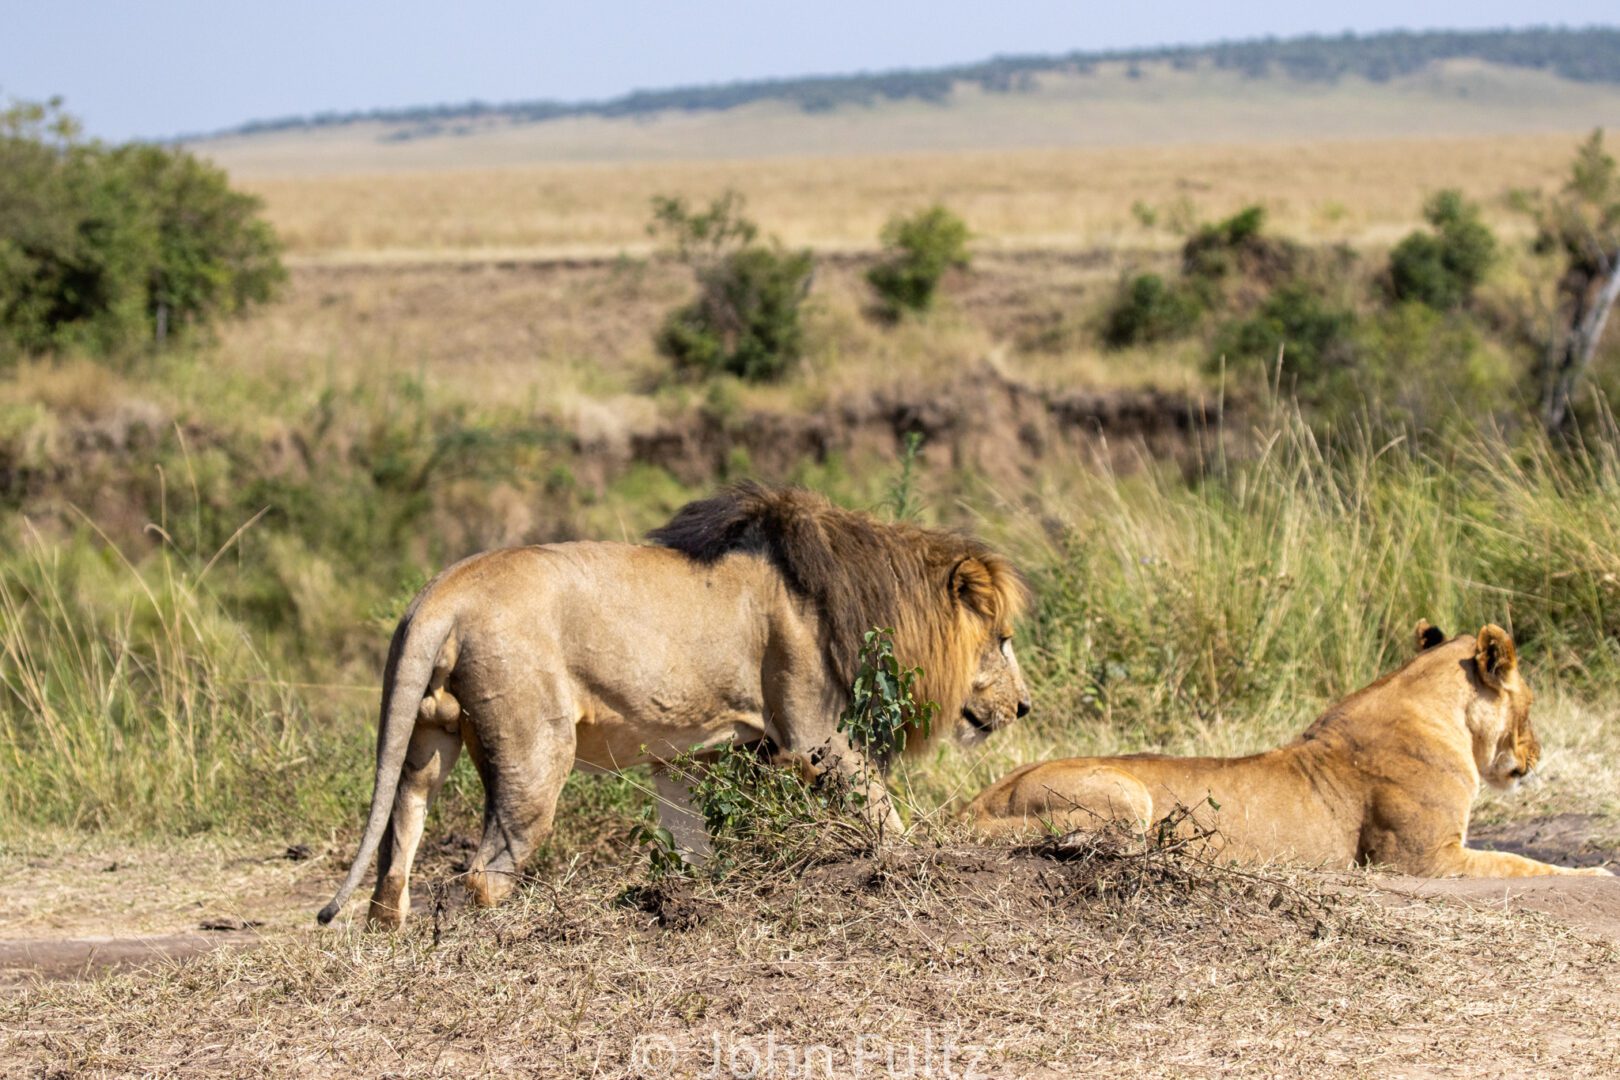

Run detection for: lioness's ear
[[1475, 624, 1517, 690], [951, 557, 997, 618], [1414, 619, 1446, 653]]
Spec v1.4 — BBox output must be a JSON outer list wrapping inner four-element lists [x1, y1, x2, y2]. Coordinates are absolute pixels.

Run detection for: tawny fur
[[319, 484, 1032, 929], [967, 623, 1613, 879]]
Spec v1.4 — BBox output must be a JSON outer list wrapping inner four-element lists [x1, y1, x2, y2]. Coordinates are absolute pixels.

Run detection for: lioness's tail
[[317, 606, 456, 925]]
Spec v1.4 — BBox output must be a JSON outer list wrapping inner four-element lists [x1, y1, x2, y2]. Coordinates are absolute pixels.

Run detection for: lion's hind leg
[[368, 725, 463, 928], [969, 761, 1154, 841], [464, 703, 576, 910]]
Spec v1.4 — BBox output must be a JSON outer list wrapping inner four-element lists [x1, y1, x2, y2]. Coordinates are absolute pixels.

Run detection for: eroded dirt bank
[[571, 362, 1233, 489]]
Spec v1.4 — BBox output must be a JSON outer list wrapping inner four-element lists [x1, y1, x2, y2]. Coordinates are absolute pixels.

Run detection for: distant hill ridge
[[212, 25, 1620, 140]]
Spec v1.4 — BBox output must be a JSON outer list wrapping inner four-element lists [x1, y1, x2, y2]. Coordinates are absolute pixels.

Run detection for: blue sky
[[4, 1, 1616, 140]]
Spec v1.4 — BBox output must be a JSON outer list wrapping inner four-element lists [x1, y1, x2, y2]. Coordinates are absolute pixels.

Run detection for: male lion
[[319, 482, 1030, 927], [967, 622, 1612, 878]]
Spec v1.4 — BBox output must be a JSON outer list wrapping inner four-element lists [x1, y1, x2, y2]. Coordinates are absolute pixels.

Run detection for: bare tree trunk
[[1542, 253, 1620, 435]]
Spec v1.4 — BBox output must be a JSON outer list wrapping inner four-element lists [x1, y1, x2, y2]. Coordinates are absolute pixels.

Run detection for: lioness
[[968, 622, 1612, 878], [320, 483, 1030, 927]]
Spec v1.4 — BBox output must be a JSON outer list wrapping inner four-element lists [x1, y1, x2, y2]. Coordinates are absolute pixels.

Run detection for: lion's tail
[[317, 606, 455, 926]]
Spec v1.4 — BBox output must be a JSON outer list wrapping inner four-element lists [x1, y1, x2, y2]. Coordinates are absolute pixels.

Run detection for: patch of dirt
[[1472, 813, 1620, 870], [1373, 874, 1620, 944], [0, 933, 260, 988]]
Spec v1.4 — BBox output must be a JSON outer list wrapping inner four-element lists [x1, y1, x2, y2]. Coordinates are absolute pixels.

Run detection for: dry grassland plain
[[233, 133, 1582, 261]]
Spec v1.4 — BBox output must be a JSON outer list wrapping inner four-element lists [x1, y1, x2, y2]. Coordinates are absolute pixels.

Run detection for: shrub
[[0, 98, 283, 361], [1528, 130, 1620, 433], [651, 192, 814, 382], [865, 204, 970, 317], [1182, 205, 1268, 281], [1103, 272, 1204, 347], [1387, 189, 1496, 309], [1212, 281, 1358, 398], [112, 143, 284, 336], [1181, 205, 1301, 297], [1352, 301, 1510, 425]]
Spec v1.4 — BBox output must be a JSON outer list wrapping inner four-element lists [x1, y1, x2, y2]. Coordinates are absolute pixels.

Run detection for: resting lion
[[967, 622, 1612, 878], [319, 482, 1030, 927]]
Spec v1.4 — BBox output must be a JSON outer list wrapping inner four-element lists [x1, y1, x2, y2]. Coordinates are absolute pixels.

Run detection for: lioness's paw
[[1574, 866, 1616, 877]]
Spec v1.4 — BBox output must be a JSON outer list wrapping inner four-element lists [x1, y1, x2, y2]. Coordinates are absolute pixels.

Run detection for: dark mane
[[648, 481, 1026, 705]]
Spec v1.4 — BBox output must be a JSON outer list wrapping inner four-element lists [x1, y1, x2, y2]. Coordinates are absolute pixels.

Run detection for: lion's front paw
[[1573, 865, 1616, 877]]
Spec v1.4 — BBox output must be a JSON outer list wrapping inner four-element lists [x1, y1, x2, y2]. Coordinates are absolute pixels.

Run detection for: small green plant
[[645, 627, 937, 877], [661, 744, 857, 877], [1180, 205, 1300, 295], [1387, 189, 1497, 310], [838, 627, 938, 764], [627, 817, 688, 882], [865, 204, 970, 318], [883, 431, 926, 521], [650, 191, 814, 383], [1103, 272, 1204, 348]]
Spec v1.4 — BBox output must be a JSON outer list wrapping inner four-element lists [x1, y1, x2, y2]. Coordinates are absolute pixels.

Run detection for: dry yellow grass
[[238, 132, 1586, 260], [6, 837, 1619, 1076]]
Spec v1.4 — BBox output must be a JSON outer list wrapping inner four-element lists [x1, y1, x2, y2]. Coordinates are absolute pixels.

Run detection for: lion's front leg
[[764, 653, 902, 837], [807, 734, 903, 837], [653, 764, 713, 867], [1423, 842, 1614, 878]]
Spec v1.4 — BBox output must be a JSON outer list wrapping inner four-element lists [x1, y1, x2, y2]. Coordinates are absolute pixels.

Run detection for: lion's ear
[[951, 557, 997, 618], [1414, 619, 1446, 653], [1475, 624, 1517, 691]]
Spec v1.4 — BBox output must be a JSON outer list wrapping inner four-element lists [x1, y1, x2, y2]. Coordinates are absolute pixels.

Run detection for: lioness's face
[[1483, 679, 1539, 792], [958, 631, 1031, 744], [1468, 625, 1540, 792]]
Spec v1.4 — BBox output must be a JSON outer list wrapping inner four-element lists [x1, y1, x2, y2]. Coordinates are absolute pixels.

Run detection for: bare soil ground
[[2, 820, 1616, 1077]]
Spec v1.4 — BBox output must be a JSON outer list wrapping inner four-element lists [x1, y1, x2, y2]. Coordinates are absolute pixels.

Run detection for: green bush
[[1103, 272, 1204, 347], [1182, 205, 1269, 282], [865, 204, 970, 317], [0, 98, 283, 361], [651, 192, 814, 382], [1351, 301, 1511, 425], [1387, 189, 1496, 309], [1212, 281, 1358, 398]]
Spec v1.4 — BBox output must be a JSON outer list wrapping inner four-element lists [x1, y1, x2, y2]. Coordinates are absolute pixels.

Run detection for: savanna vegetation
[[4, 110, 1620, 841], [6, 85, 1620, 1077]]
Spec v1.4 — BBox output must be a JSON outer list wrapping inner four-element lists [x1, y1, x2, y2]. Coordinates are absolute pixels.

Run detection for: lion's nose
[[1016, 698, 1031, 719]]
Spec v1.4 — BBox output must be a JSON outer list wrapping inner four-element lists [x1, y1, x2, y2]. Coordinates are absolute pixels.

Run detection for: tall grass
[[6, 397, 1620, 838], [0, 522, 364, 833], [904, 408, 1620, 811]]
